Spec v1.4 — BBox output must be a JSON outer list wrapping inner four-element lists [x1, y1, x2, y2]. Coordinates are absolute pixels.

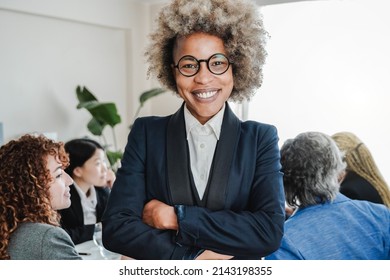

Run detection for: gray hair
[[145, 0, 268, 102], [280, 132, 346, 208]]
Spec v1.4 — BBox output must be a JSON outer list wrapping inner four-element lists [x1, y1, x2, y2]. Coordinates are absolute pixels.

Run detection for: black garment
[[102, 103, 285, 259], [340, 171, 383, 205], [59, 185, 110, 245]]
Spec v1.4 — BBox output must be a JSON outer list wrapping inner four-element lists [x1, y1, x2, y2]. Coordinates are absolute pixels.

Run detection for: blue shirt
[[266, 194, 390, 260]]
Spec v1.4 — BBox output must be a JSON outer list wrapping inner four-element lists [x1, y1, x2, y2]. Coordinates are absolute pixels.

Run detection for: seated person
[[332, 131, 390, 207], [0, 134, 81, 260], [266, 131, 390, 260], [59, 138, 114, 245]]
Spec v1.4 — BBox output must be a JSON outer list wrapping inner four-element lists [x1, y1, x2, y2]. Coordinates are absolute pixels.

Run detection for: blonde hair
[[332, 132, 390, 207], [145, 0, 268, 102]]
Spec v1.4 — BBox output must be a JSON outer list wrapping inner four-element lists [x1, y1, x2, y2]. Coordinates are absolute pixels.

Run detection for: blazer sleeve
[[102, 118, 191, 259], [174, 124, 285, 258], [41, 227, 82, 260], [265, 235, 304, 260]]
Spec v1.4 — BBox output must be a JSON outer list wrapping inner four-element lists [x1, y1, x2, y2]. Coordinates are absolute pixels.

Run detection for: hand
[[142, 199, 178, 230], [195, 250, 233, 260]]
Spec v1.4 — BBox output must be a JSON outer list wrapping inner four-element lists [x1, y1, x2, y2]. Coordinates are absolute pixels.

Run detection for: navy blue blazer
[[102, 103, 285, 259]]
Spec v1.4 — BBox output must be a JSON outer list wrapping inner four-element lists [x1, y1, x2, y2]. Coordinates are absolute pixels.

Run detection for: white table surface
[[75, 240, 121, 260]]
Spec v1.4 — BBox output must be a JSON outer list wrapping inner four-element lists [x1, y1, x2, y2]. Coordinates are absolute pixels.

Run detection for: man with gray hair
[[266, 131, 390, 260]]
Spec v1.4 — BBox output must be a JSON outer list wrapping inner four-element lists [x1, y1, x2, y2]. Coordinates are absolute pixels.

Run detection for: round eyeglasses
[[174, 53, 232, 77]]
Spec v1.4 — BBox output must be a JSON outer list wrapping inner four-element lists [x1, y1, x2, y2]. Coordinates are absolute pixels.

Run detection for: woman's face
[[74, 149, 108, 188], [47, 155, 73, 210], [173, 32, 233, 124]]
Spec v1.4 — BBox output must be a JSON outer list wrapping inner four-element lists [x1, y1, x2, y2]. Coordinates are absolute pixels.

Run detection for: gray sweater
[[8, 222, 82, 260]]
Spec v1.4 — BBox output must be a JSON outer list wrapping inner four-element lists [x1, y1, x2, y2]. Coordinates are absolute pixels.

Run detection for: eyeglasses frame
[[173, 53, 232, 77]]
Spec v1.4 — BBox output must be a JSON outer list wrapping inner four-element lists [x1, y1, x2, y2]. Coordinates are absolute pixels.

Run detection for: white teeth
[[196, 91, 217, 99]]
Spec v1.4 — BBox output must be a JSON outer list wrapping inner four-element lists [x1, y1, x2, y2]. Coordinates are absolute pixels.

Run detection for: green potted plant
[[75, 85, 166, 172]]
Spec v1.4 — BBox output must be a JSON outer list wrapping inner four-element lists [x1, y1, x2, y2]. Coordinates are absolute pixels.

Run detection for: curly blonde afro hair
[[145, 0, 268, 102]]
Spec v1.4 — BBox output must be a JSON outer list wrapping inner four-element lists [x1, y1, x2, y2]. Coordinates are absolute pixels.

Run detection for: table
[[75, 240, 121, 260]]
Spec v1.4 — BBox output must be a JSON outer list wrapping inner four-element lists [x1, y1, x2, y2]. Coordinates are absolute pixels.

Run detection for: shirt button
[[200, 143, 205, 149]]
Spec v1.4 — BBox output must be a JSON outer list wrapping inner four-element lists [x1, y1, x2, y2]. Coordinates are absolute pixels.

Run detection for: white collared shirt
[[73, 182, 98, 225], [184, 104, 225, 199]]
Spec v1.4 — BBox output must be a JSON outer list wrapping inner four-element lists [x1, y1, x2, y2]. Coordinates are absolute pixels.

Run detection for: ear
[[73, 166, 83, 178]]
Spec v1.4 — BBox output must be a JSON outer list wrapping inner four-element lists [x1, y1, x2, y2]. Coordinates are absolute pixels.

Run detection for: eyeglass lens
[[176, 53, 230, 77]]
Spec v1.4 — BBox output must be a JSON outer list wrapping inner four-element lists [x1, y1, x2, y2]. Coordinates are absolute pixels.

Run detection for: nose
[[194, 61, 213, 84], [102, 162, 108, 172], [64, 172, 74, 186]]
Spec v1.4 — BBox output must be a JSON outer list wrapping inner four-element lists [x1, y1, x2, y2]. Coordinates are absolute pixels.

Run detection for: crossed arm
[[142, 199, 233, 260]]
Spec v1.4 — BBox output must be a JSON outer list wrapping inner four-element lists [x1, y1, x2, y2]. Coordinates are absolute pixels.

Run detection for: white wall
[[0, 0, 177, 150], [248, 0, 390, 183]]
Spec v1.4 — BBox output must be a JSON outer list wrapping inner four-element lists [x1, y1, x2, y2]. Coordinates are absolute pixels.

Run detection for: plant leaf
[[106, 150, 123, 167], [87, 103, 121, 127], [87, 118, 105, 136], [76, 86, 98, 104], [139, 88, 166, 106], [77, 100, 99, 109], [75, 86, 121, 127]]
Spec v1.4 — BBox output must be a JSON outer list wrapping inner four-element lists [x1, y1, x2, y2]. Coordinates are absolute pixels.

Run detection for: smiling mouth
[[194, 90, 218, 99]]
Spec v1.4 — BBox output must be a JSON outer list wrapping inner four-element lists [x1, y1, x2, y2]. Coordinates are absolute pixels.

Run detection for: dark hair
[[64, 138, 104, 178]]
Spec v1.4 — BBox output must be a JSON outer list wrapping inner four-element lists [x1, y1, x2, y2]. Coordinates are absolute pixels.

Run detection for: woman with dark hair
[[0, 134, 81, 260], [102, 0, 285, 260], [59, 138, 114, 245]]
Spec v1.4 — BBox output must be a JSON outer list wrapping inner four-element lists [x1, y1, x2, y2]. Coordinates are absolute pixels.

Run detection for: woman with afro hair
[[102, 0, 285, 260]]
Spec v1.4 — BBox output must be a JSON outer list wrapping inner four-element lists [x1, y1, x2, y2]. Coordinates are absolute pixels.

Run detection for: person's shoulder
[[10, 222, 81, 260], [347, 198, 390, 219], [134, 115, 171, 125], [32, 223, 71, 239], [131, 115, 171, 132], [240, 120, 278, 138], [39, 224, 82, 259], [12, 223, 65, 245], [241, 120, 277, 131], [360, 200, 389, 213], [17, 222, 56, 234]]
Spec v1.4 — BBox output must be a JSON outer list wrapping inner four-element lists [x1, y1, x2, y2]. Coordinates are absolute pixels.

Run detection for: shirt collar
[[73, 182, 97, 203], [184, 103, 225, 140]]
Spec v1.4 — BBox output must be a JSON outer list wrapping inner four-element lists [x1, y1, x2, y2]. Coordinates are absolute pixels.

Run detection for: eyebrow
[[53, 165, 62, 172]]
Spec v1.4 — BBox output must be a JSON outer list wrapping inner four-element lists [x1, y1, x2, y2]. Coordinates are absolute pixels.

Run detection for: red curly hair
[[0, 134, 69, 259]]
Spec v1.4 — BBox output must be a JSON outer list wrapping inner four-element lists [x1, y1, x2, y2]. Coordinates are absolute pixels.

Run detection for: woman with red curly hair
[[0, 134, 81, 260]]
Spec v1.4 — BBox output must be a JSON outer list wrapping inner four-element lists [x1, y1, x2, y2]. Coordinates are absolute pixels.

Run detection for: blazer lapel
[[205, 104, 241, 210], [69, 185, 84, 224], [166, 103, 194, 205]]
